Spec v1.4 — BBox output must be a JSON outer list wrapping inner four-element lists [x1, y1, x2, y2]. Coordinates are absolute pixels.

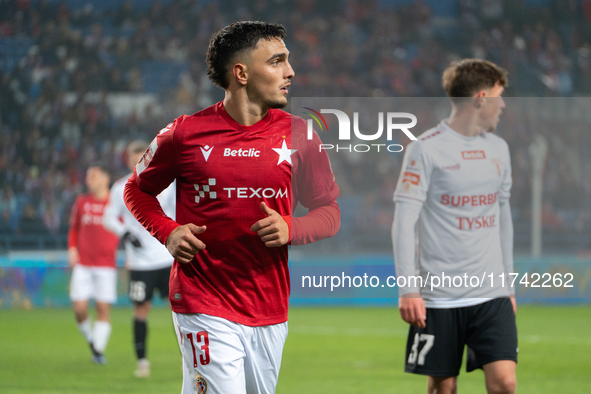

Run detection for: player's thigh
[[405, 308, 466, 377], [173, 312, 247, 394], [243, 322, 288, 394], [128, 270, 154, 305], [482, 360, 516, 394], [70, 265, 92, 302], [466, 298, 517, 372], [93, 267, 117, 304]]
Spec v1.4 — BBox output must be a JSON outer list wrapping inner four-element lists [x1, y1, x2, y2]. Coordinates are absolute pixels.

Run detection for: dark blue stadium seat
[[141, 60, 189, 94], [0, 37, 34, 72]]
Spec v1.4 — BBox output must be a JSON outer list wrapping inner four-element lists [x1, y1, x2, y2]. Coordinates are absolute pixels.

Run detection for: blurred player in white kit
[[103, 140, 175, 377], [392, 59, 517, 394]]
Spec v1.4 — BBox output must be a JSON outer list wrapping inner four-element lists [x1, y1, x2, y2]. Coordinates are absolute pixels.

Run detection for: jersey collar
[[440, 119, 482, 142], [217, 101, 274, 132]]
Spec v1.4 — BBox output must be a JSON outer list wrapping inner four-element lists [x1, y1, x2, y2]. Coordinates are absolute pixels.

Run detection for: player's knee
[[74, 311, 87, 322], [488, 375, 516, 394], [95, 303, 111, 320], [73, 303, 88, 320], [133, 300, 151, 319], [428, 376, 457, 394]]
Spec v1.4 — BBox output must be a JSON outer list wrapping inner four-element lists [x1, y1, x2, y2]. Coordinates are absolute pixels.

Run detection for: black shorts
[[404, 297, 518, 377], [128, 266, 171, 304]]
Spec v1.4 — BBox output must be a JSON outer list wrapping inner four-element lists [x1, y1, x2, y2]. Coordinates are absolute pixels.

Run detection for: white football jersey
[[393, 120, 512, 308], [104, 174, 175, 271]]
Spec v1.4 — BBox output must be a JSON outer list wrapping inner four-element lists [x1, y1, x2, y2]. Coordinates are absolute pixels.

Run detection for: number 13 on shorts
[[408, 333, 435, 366], [186, 331, 210, 367]]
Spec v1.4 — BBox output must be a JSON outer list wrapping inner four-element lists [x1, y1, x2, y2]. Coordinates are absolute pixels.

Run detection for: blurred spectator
[[0, 0, 589, 251], [18, 203, 48, 235]]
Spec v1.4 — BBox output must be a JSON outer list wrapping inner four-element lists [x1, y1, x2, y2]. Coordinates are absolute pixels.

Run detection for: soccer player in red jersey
[[124, 21, 340, 393], [68, 163, 119, 364]]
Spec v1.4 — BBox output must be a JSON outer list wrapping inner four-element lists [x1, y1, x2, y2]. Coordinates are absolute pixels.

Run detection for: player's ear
[[232, 63, 248, 86], [473, 89, 487, 108]]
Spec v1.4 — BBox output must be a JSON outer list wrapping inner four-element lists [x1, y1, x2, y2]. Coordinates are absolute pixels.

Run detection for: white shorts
[[69, 265, 117, 304], [173, 312, 288, 394]]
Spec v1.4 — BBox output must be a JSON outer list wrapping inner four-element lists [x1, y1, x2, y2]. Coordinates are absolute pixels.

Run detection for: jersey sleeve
[[290, 201, 340, 245], [103, 180, 126, 237], [392, 200, 423, 296], [289, 123, 341, 245], [296, 129, 340, 209], [124, 120, 181, 245], [157, 180, 177, 221], [67, 197, 81, 249], [499, 140, 512, 201], [393, 140, 432, 204]]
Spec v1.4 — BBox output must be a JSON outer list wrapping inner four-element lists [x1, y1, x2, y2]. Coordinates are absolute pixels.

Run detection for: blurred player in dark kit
[[103, 140, 176, 377]]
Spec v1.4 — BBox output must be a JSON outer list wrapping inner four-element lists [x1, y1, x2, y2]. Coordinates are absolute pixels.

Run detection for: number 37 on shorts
[[408, 333, 435, 366]]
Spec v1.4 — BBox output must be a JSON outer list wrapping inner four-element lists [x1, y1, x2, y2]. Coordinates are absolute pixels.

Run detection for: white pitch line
[[290, 326, 591, 345], [520, 334, 591, 346]]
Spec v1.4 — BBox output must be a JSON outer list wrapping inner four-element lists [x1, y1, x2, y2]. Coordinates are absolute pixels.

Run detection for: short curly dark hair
[[206, 21, 287, 89], [442, 58, 508, 101]]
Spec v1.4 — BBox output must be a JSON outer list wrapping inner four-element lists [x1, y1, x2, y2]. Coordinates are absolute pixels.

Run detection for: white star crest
[[272, 140, 297, 166]]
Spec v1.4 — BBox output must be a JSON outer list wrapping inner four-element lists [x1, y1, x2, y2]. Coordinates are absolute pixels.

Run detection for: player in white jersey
[[392, 59, 517, 394], [103, 140, 176, 377]]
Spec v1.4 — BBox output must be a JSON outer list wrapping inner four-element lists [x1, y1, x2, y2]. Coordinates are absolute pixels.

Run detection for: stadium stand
[[1, 0, 591, 252]]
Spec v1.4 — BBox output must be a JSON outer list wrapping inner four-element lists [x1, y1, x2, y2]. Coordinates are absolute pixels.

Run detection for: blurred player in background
[[68, 163, 119, 364], [103, 140, 176, 377], [392, 59, 517, 394], [124, 21, 340, 394]]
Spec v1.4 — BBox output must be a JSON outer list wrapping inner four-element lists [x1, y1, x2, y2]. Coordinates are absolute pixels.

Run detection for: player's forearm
[[499, 200, 515, 294], [289, 201, 340, 246], [124, 179, 180, 245], [67, 226, 78, 249], [392, 200, 423, 296]]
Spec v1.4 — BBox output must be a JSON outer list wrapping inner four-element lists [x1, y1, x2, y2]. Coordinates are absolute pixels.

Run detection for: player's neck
[[223, 92, 269, 126], [91, 188, 109, 201], [446, 108, 482, 138]]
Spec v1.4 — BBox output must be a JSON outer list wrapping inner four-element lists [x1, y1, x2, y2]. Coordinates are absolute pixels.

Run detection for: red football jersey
[[125, 102, 339, 326], [68, 194, 119, 268]]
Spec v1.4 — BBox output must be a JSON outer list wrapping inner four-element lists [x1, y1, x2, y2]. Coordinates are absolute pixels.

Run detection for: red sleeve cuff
[[282, 215, 292, 245], [158, 220, 182, 246]]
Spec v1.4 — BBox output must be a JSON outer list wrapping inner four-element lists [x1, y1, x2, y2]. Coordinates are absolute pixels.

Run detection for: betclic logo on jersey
[[199, 145, 262, 161], [461, 150, 486, 160], [302, 107, 418, 153]]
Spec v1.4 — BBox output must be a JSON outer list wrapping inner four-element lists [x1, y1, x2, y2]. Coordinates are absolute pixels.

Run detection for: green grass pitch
[[0, 305, 589, 393]]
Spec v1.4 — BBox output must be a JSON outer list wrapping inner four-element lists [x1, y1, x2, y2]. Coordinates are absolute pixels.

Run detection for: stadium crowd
[[1, 0, 591, 251]]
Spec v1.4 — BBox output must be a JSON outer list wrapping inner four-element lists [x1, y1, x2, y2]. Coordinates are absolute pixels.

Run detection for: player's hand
[[122, 231, 142, 248], [165, 224, 207, 264], [68, 247, 79, 268], [510, 295, 517, 313], [250, 202, 289, 247], [399, 294, 427, 328]]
